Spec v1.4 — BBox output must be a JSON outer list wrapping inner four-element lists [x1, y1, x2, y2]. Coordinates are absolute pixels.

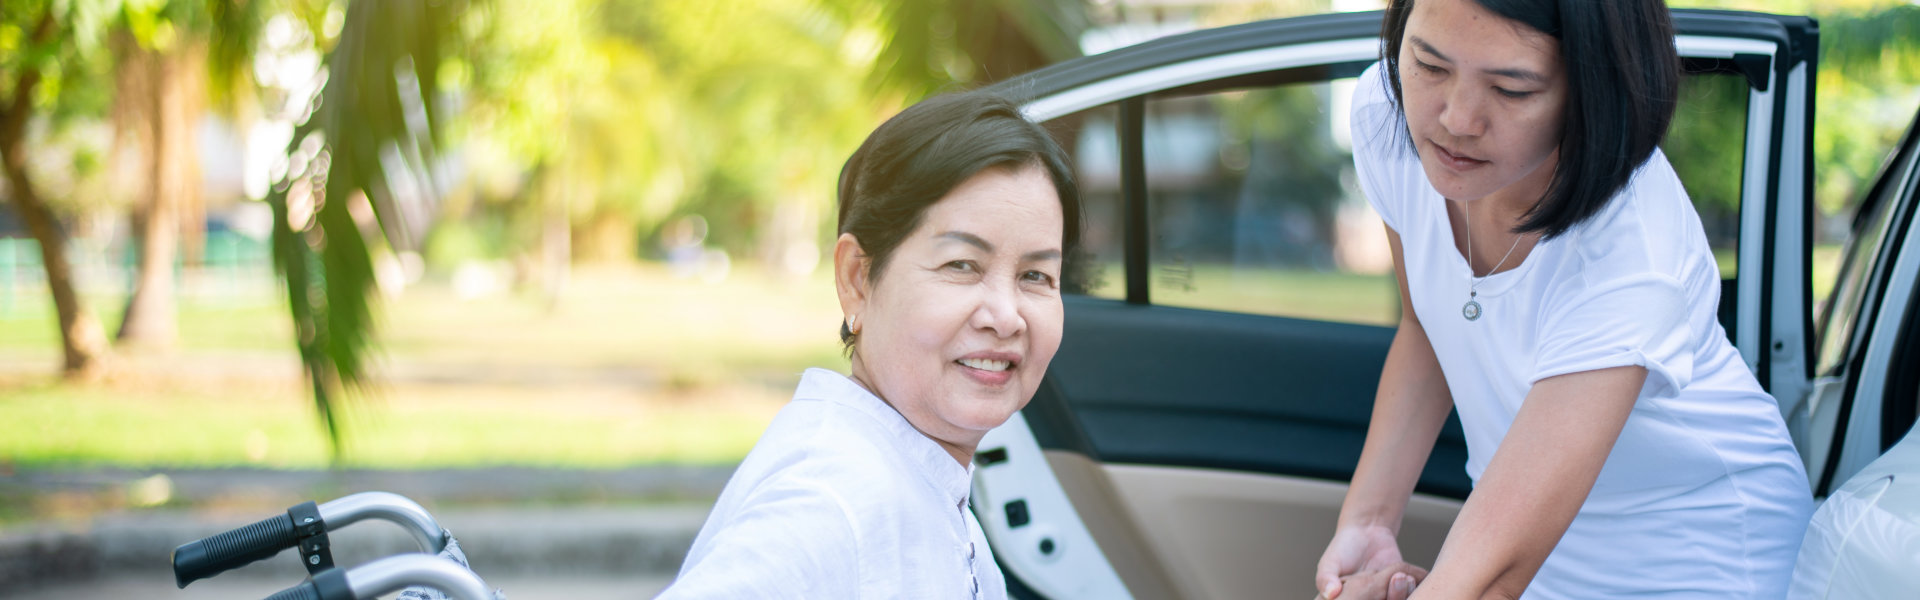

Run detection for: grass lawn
[[1, 264, 843, 469], [0, 372, 784, 469]]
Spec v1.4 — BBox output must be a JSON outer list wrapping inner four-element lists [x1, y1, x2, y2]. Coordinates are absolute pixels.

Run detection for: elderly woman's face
[[841, 165, 1065, 462]]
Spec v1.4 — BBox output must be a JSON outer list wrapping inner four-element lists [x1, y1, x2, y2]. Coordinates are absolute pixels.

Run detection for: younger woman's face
[[838, 165, 1066, 464], [1398, 0, 1568, 205]]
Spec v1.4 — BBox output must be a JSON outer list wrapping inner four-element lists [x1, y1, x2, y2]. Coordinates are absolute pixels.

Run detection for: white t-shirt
[[1351, 63, 1814, 599], [657, 368, 1005, 600]]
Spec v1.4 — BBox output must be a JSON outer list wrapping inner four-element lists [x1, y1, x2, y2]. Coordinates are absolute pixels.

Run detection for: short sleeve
[[656, 482, 860, 599], [1531, 272, 1694, 399], [1351, 61, 1409, 233]]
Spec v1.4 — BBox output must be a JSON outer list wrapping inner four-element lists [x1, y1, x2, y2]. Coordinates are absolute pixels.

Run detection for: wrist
[[1336, 508, 1403, 536]]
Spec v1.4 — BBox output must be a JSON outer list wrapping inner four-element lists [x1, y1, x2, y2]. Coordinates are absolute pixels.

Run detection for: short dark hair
[[835, 89, 1080, 346], [1381, 0, 1680, 238]]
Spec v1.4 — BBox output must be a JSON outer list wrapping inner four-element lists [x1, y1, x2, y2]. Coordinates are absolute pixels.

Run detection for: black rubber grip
[[313, 567, 355, 600], [263, 580, 321, 600], [262, 569, 350, 600], [172, 512, 298, 588]]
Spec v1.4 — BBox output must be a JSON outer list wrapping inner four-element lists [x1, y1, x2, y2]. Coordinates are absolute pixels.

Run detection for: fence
[[0, 232, 280, 320]]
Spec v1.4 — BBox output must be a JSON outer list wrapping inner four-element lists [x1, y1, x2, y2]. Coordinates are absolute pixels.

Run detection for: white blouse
[[657, 368, 1006, 599], [1352, 63, 1812, 598]]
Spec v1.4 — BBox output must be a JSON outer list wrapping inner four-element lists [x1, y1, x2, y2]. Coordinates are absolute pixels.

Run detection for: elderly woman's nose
[[968, 282, 1026, 338]]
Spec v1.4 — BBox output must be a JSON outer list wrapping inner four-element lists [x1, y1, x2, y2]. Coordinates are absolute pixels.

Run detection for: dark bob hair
[[1381, 0, 1680, 239], [835, 89, 1081, 346]]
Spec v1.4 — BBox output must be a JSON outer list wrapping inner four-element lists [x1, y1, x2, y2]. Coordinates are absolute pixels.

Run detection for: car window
[[1815, 143, 1914, 376], [1664, 70, 1749, 284], [1142, 78, 1398, 326], [1048, 103, 1125, 299], [1118, 69, 1751, 327]]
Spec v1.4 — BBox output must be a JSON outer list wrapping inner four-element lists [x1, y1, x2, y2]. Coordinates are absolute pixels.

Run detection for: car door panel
[[1093, 461, 1457, 600], [1034, 297, 1472, 499]]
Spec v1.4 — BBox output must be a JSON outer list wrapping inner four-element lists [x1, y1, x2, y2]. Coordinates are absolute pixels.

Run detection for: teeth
[[959, 358, 1011, 372]]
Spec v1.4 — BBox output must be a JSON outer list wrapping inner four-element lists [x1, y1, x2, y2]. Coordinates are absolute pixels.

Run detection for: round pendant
[[1462, 299, 1482, 321]]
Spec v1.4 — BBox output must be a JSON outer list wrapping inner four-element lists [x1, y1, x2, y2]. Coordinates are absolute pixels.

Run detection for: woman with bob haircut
[[655, 88, 1078, 599], [1315, 0, 1814, 598]]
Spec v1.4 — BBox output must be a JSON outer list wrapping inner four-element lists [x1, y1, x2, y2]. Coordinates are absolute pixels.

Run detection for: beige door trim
[[1045, 450, 1463, 600]]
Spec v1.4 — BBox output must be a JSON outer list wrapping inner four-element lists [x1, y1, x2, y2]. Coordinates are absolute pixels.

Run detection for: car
[[965, 9, 1920, 599]]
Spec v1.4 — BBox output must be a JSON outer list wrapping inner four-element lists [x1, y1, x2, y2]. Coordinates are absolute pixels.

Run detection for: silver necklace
[[1463, 201, 1527, 321]]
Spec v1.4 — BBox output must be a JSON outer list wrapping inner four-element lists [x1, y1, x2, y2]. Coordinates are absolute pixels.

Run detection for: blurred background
[[2, 0, 1916, 597]]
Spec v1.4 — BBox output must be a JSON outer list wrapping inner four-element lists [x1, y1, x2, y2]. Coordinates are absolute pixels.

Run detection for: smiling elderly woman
[[654, 90, 1078, 599]]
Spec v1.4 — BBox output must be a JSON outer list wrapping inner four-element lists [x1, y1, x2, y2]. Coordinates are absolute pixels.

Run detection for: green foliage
[[1813, 5, 1920, 214], [859, 0, 1085, 103], [422, 217, 508, 266], [1663, 72, 1749, 220], [1, 0, 115, 125], [450, 0, 896, 258], [1673, 1, 1920, 217], [264, 0, 469, 461]]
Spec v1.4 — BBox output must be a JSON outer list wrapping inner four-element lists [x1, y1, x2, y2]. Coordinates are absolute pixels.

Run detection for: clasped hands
[[1314, 525, 1428, 600]]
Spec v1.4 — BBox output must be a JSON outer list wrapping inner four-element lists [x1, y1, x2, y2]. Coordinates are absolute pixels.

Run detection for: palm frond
[[266, 0, 466, 462]]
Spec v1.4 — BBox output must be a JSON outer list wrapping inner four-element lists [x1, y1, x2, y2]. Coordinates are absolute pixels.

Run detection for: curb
[[1, 467, 735, 591]]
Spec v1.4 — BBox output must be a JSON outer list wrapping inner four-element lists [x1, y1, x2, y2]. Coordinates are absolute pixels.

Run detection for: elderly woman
[[655, 89, 1079, 599]]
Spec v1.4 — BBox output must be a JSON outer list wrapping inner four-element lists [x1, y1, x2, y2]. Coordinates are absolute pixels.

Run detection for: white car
[[968, 10, 1919, 599]]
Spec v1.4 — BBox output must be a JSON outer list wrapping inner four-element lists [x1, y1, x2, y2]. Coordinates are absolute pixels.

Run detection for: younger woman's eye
[[1414, 58, 1445, 75], [1495, 87, 1534, 99]]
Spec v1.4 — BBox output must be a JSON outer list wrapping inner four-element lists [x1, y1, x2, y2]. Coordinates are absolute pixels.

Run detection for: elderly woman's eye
[[945, 260, 977, 273], [1022, 270, 1056, 286]]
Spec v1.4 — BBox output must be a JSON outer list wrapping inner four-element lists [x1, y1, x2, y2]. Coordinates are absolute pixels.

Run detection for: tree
[[1, 1, 114, 379], [111, 0, 271, 350]]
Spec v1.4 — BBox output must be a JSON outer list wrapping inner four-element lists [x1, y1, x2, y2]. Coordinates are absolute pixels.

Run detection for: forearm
[[1412, 367, 1645, 599], [1340, 319, 1455, 533], [1342, 227, 1457, 534]]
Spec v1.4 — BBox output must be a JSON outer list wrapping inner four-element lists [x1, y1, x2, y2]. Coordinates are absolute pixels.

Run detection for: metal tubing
[[317, 492, 446, 554], [342, 554, 491, 600]]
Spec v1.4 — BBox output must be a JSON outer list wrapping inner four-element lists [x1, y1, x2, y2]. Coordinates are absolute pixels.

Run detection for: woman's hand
[[1315, 524, 1413, 599], [1314, 562, 1426, 600]]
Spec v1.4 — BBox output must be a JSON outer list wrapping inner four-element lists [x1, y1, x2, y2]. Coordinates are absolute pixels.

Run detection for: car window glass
[[1815, 146, 1913, 376], [1664, 71, 1749, 285], [1142, 79, 1399, 326], [1130, 70, 1750, 327], [1049, 104, 1124, 299]]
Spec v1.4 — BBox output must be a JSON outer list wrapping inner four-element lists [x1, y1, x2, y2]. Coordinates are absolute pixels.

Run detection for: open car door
[[970, 10, 1819, 599]]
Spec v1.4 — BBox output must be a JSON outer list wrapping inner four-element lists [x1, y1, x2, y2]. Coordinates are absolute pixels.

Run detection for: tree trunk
[[0, 159, 110, 378], [1, 8, 109, 378], [114, 36, 206, 350]]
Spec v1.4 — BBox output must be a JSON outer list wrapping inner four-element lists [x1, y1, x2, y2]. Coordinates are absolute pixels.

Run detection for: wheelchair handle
[[173, 491, 445, 588], [263, 554, 492, 600]]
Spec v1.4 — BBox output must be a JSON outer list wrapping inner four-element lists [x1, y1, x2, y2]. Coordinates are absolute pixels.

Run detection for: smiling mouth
[[956, 358, 1012, 372]]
